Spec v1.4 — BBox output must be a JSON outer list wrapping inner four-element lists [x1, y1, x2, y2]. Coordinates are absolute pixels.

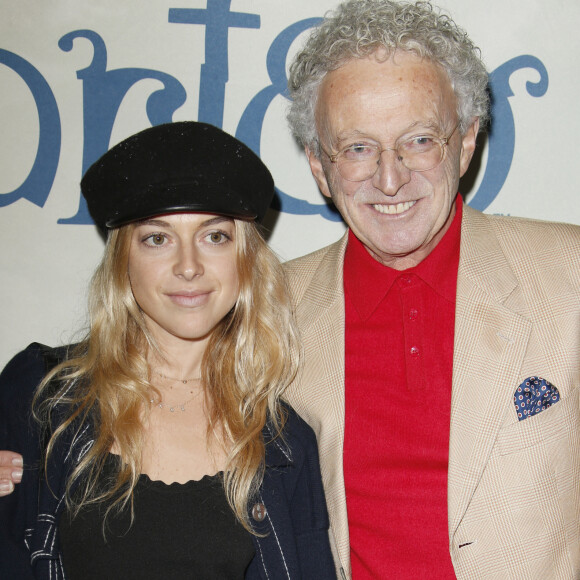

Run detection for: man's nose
[[371, 149, 412, 196]]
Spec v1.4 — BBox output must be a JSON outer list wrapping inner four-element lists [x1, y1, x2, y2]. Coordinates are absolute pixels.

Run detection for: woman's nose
[[173, 245, 203, 280]]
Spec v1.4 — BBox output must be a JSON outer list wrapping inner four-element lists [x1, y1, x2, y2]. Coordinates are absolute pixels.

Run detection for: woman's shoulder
[[280, 401, 315, 437], [265, 401, 319, 461], [2, 342, 74, 373], [0, 342, 75, 399]]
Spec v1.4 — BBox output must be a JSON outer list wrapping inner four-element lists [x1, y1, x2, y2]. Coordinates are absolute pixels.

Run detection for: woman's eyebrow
[[136, 215, 234, 229], [199, 216, 234, 227], [137, 218, 171, 228]]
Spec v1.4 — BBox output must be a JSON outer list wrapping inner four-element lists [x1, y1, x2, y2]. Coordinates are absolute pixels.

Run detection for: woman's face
[[128, 213, 239, 347]]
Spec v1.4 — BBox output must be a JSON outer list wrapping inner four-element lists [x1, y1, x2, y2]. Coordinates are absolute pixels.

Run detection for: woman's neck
[[147, 335, 208, 383]]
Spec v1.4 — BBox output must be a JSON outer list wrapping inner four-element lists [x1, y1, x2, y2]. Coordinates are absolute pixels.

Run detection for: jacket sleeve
[[0, 343, 51, 579], [247, 405, 337, 579], [284, 408, 336, 578]]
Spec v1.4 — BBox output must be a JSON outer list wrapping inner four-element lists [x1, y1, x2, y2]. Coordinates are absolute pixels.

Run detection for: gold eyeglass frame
[[322, 124, 459, 182]]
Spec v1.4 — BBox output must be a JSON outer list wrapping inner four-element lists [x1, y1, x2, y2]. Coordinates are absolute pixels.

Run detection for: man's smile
[[371, 200, 417, 215]]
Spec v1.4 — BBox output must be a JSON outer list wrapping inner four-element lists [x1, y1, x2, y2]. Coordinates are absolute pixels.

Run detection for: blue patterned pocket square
[[514, 376, 560, 421]]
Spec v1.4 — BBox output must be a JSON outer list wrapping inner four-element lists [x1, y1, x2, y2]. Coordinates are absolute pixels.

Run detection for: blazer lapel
[[448, 207, 532, 538]]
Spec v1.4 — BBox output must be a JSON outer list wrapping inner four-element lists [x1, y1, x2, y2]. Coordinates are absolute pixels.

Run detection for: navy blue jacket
[[0, 343, 336, 579]]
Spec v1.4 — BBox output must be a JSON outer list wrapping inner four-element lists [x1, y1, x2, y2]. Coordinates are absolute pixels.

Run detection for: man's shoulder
[[283, 234, 348, 302], [284, 234, 346, 272], [464, 205, 580, 243], [464, 207, 580, 258], [462, 207, 580, 282]]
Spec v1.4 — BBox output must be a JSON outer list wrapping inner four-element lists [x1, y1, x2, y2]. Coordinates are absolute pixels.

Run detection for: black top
[[59, 454, 254, 579]]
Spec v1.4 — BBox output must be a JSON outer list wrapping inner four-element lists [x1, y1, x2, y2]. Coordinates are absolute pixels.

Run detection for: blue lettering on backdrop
[[57, 30, 187, 224], [0, 49, 61, 209], [469, 55, 549, 211], [169, 0, 260, 129], [0, 3, 550, 225], [236, 17, 342, 222]]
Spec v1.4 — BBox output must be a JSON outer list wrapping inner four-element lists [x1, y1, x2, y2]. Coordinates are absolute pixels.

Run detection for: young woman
[[0, 122, 334, 579]]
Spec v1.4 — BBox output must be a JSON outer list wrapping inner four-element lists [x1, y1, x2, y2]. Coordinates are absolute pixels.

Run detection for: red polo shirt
[[343, 197, 462, 578]]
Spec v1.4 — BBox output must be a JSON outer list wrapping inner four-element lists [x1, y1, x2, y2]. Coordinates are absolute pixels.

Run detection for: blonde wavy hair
[[33, 217, 299, 532]]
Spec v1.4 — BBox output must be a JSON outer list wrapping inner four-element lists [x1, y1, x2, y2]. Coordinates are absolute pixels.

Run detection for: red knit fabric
[[343, 197, 462, 578]]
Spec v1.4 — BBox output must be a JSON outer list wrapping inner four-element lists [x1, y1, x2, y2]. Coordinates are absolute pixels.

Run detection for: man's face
[[307, 50, 478, 270]]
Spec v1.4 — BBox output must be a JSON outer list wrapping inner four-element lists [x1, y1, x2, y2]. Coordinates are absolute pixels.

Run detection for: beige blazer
[[283, 205, 580, 580]]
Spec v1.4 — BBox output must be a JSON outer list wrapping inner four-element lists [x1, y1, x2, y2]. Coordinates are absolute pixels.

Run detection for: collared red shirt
[[343, 196, 462, 579]]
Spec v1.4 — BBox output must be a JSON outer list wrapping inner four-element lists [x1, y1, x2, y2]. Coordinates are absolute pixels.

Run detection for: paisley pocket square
[[514, 376, 560, 421]]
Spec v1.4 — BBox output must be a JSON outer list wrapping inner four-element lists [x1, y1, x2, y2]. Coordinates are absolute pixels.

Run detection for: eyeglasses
[[322, 125, 458, 182]]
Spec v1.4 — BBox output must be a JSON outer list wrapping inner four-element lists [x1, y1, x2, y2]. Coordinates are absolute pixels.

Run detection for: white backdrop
[[1, 0, 579, 368]]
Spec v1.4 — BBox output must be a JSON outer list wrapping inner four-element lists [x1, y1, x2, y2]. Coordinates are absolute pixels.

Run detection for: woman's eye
[[207, 231, 230, 244], [143, 233, 167, 246]]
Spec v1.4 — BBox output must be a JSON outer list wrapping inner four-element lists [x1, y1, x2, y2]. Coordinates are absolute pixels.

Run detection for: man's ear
[[306, 146, 332, 199], [459, 117, 480, 177]]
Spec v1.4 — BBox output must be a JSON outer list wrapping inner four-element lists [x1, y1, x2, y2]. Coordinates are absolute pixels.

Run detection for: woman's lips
[[166, 291, 211, 307]]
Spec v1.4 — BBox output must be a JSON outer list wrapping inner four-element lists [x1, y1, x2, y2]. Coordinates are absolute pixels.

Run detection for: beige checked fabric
[[283, 205, 580, 580]]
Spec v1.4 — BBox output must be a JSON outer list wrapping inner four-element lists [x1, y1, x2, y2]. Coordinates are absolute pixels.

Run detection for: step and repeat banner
[[1, 0, 579, 367]]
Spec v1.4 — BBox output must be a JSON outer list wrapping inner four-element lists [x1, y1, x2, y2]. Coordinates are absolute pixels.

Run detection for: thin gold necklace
[[150, 370, 202, 412], [153, 369, 202, 384], [150, 393, 198, 413]]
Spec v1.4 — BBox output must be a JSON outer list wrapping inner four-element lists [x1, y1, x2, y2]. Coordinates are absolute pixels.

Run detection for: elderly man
[[283, 0, 580, 578]]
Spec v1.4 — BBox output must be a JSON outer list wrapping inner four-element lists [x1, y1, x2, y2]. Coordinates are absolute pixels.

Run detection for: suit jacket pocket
[[497, 384, 579, 455], [452, 385, 580, 578]]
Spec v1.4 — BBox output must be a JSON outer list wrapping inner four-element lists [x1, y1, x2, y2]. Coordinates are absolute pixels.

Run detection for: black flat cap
[[81, 121, 274, 229]]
